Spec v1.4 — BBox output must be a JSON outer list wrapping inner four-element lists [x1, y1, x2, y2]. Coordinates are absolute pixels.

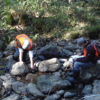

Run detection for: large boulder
[[92, 80, 100, 94], [26, 83, 44, 98], [38, 44, 73, 59], [10, 62, 29, 75], [37, 74, 71, 94], [80, 64, 100, 82], [38, 58, 60, 72]]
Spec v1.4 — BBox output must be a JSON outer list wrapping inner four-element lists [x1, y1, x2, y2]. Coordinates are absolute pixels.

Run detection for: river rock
[[3, 77, 16, 89], [38, 58, 60, 72], [0, 79, 2, 88], [25, 73, 35, 81], [83, 94, 100, 100], [0, 52, 3, 58], [10, 62, 29, 75], [12, 81, 27, 95], [64, 92, 75, 98], [5, 55, 16, 72], [38, 44, 72, 59], [92, 80, 100, 94], [44, 94, 60, 100], [80, 64, 100, 82], [82, 85, 92, 95], [0, 73, 12, 81], [2, 94, 21, 100], [37, 74, 71, 93], [26, 83, 44, 97]]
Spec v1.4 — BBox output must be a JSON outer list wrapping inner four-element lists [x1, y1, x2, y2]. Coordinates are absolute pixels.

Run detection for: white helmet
[[22, 39, 30, 49]]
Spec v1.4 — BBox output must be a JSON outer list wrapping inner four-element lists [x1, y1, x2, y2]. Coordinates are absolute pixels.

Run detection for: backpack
[[92, 41, 100, 57]]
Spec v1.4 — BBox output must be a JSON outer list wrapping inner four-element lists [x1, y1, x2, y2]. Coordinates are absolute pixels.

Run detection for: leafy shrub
[[84, 24, 100, 39], [69, 31, 80, 39], [6, 12, 14, 25]]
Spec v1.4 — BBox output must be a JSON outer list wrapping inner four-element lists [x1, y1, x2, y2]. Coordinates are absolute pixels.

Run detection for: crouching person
[[13, 34, 34, 69], [68, 37, 99, 81]]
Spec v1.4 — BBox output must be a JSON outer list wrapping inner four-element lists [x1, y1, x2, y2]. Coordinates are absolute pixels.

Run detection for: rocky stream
[[0, 39, 100, 100]]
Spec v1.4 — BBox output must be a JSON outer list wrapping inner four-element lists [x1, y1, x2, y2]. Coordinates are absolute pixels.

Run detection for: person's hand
[[30, 65, 34, 70], [20, 61, 24, 65], [73, 58, 77, 62]]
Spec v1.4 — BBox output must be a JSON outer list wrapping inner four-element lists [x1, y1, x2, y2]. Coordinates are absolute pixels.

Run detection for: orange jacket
[[84, 42, 99, 57], [15, 34, 32, 50]]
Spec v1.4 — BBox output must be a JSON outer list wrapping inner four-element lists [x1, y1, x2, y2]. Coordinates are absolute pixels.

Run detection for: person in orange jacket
[[13, 34, 34, 69], [67, 37, 99, 82]]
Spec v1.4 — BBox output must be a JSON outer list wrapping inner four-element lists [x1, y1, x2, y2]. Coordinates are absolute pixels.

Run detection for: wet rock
[[56, 90, 65, 96], [3, 77, 16, 89], [59, 58, 68, 63], [0, 52, 3, 58], [64, 92, 75, 98], [26, 83, 44, 97], [57, 40, 67, 47], [53, 71, 61, 77], [38, 44, 72, 59], [64, 45, 77, 51], [44, 94, 60, 100], [80, 64, 100, 82], [0, 79, 2, 88], [2, 94, 21, 100], [92, 80, 100, 94], [12, 81, 27, 95], [23, 96, 30, 100], [4, 55, 16, 72], [77, 84, 84, 94], [37, 74, 71, 93], [1, 87, 13, 97], [0, 73, 12, 81], [83, 94, 100, 100], [10, 62, 29, 75], [38, 58, 60, 72], [25, 73, 35, 81], [82, 85, 92, 95]]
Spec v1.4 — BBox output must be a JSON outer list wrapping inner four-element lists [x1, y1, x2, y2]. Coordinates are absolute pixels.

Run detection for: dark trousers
[[13, 48, 29, 62]]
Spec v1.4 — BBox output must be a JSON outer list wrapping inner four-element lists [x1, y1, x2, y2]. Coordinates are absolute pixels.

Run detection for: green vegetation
[[0, 0, 100, 44]]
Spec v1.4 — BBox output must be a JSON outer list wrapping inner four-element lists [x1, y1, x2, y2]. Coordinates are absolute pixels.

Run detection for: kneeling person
[[13, 34, 34, 69]]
